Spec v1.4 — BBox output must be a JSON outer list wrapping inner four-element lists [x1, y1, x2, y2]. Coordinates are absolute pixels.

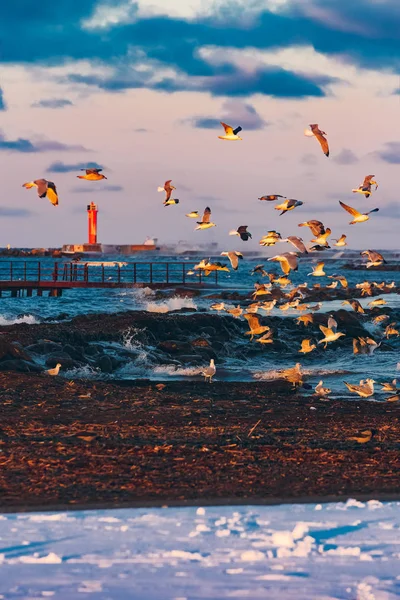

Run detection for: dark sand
[[0, 374, 399, 512]]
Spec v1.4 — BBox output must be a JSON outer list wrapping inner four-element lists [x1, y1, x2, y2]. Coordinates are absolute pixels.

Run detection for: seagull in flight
[[268, 252, 299, 274], [361, 250, 386, 268], [157, 179, 176, 201], [339, 201, 379, 224], [229, 226, 252, 241], [352, 175, 378, 198], [218, 122, 243, 140], [298, 220, 326, 236], [258, 194, 285, 201], [220, 251, 243, 270], [277, 236, 308, 254], [195, 207, 216, 230], [304, 124, 329, 157], [333, 234, 347, 247], [22, 179, 59, 206], [77, 168, 107, 181], [275, 199, 303, 215], [308, 262, 326, 277]]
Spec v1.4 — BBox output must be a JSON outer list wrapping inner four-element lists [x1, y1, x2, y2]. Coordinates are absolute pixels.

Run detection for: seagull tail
[[157, 187, 164, 192]]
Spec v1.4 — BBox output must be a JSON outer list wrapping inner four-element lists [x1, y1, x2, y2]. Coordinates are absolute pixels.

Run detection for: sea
[[0, 251, 399, 397], [1, 252, 399, 598]]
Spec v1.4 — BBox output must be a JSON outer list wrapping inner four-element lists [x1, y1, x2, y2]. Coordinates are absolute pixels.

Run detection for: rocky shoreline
[[0, 298, 397, 375], [0, 374, 399, 510]]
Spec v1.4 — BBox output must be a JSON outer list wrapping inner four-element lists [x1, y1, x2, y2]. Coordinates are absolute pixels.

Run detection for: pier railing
[[0, 260, 218, 293]]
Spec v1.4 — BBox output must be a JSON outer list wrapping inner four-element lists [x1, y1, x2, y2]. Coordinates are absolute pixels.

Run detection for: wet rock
[[157, 340, 191, 354], [96, 355, 113, 373], [191, 337, 211, 348], [0, 340, 33, 363], [176, 354, 203, 364], [45, 352, 81, 369], [0, 359, 42, 373], [62, 344, 85, 361]]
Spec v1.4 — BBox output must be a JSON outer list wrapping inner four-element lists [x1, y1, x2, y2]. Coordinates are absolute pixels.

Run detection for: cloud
[[0, 131, 88, 153], [0, 88, 6, 111], [189, 99, 268, 131], [47, 161, 103, 173], [332, 148, 359, 165], [374, 141, 400, 164], [71, 185, 123, 193], [1, 0, 398, 84], [0, 207, 36, 218], [31, 98, 74, 108]]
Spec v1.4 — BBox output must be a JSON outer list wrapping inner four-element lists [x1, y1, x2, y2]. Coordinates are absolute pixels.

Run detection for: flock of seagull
[[23, 121, 398, 401]]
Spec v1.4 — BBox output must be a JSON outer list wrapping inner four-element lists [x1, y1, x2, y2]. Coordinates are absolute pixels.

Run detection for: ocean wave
[[0, 314, 38, 326], [63, 365, 100, 379], [144, 296, 198, 313]]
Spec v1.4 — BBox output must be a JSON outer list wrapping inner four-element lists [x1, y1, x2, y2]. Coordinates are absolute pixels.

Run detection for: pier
[[0, 261, 219, 297]]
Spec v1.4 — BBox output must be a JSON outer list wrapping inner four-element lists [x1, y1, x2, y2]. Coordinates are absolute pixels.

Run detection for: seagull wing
[[34, 179, 48, 197], [363, 175, 374, 186], [220, 122, 234, 135], [46, 181, 59, 206], [287, 236, 307, 253], [339, 201, 360, 217], [244, 313, 261, 330], [202, 207, 211, 223], [314, 131, 329, 156]]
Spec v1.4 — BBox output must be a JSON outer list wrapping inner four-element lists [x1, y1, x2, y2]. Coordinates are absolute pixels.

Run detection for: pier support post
[[27, 289, 32, 297], [11, 290, 18, 298], [37, 289, 43, 297]]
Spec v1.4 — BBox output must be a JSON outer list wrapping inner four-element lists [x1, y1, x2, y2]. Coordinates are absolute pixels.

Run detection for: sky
[[0, 0, 399, 249]]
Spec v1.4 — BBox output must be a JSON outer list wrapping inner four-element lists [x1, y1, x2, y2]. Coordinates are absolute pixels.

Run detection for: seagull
[[258, 194, 285, 201], [256, 330, 274, 344], [299, 339, 316, 354], [22, 179, 59, 206], [259, 231, 282, 246], [356, 281, 374, 296], [344, 379, 375, 398], [157, 179, 175, 201], [347, 428, 374, 443], [45, 363, 61, 376], [252, 282, 273, 298], [268, 252, 299, 274], [275, 199, 303, 215], [352, 175, 378, 198], [259, 299, 277, 312], [304, 124, 329, 157], [297, 313, 314, 326], [220, 251, 243, 270], [77, 168, 107, 181], [196, 207, 216, 230], [202, 359, 216, 383], [281, 363, 303, 388], [244, 314, 270, 340], [342, 299, 364, 314], [218, 122, 242, 141], [333, 234, 347, 247], [327, 315, 338, 332], [339, 201, 379, 224], [361, 250, 386, 268], [328, 274, 348, 288], [368, 298, 387, 308], [318, 325, 345, 348], [326, 281, 338, 289], [210, 302, 226, 311], [385, 323, 399, 339], [298, 220, 325, 236], [229, 226, 252, 241], [251, 264, 268, 277], [225, 305, 243, 318], [278, 236, 308, 254], [381, 379, 398, 392], [309, 244, 331, 252], [186, 211, 199, 218], [164, 198, 179, 207], [372, 314, 390, 325], [308, 262, 326, 277], [353, 337, 380, 355], [314, 381, 331, 397], [311, 228, 331, 247]]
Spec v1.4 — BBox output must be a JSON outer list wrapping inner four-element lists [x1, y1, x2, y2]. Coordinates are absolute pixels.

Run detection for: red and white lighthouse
[[87, 202, 98, 244]]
